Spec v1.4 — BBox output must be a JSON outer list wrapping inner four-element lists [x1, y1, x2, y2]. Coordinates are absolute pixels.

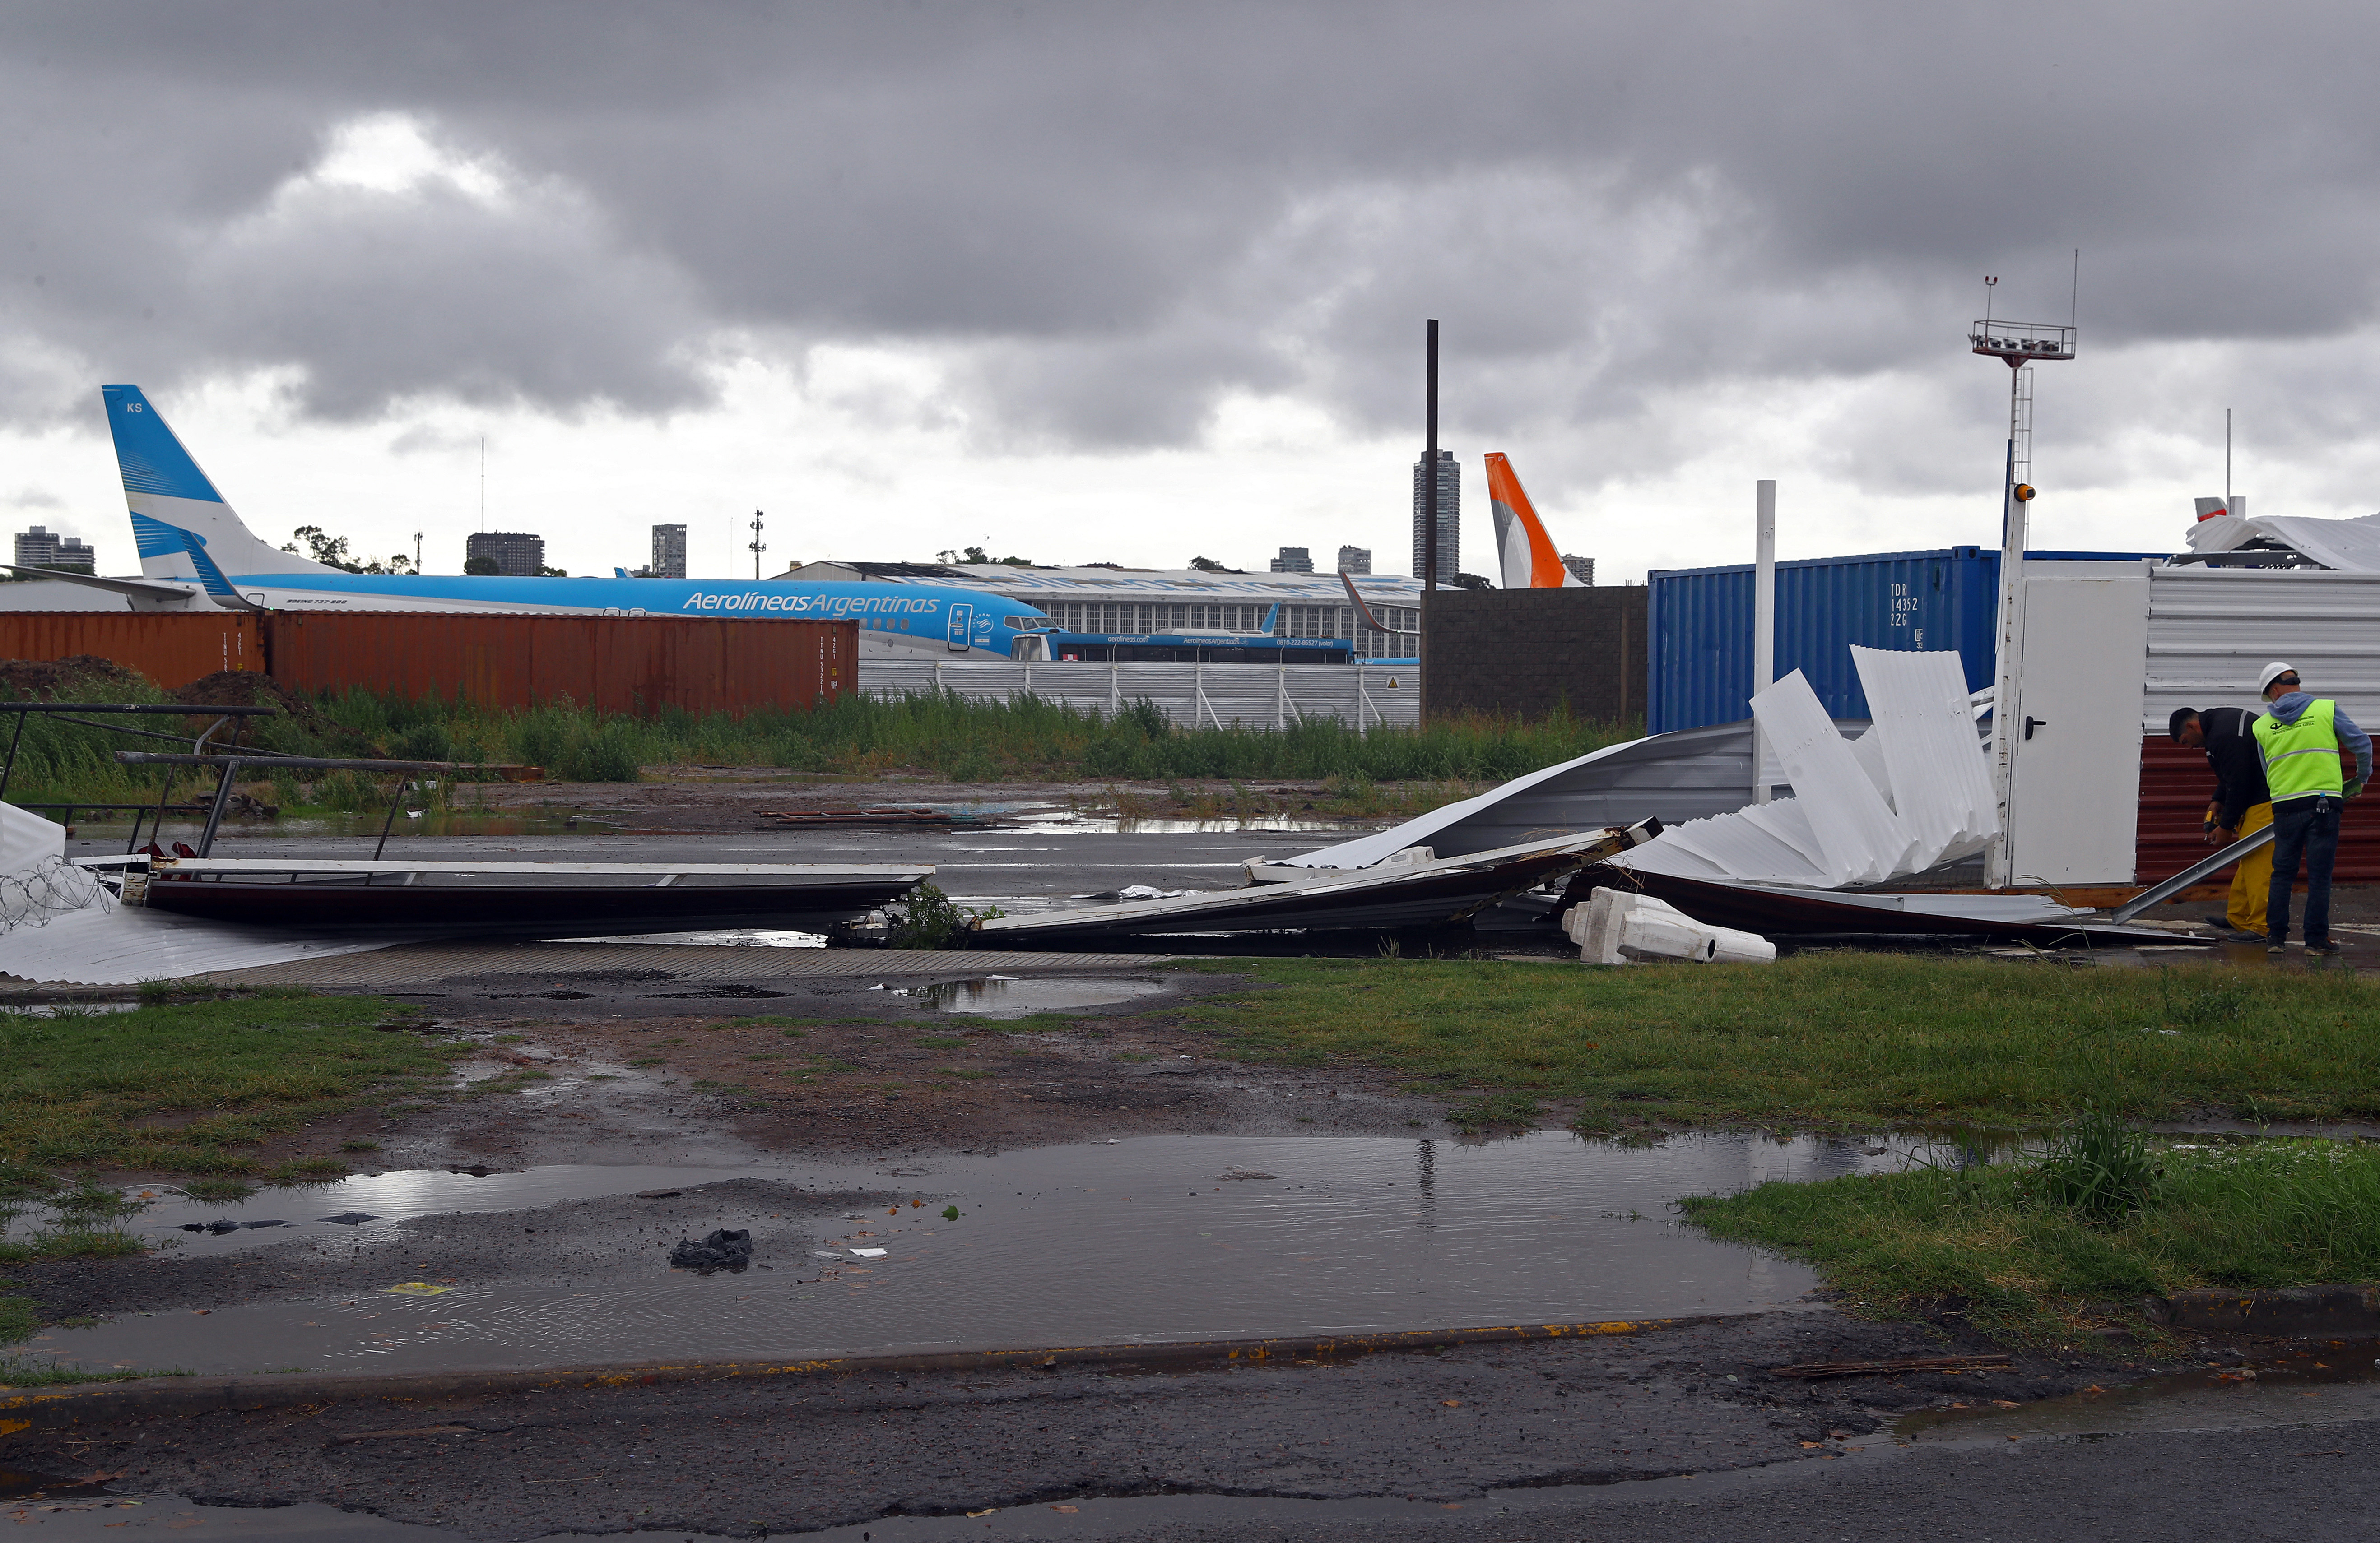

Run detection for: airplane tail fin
[[1485, 453, 1583, 588], [102, 385, 333, 596]]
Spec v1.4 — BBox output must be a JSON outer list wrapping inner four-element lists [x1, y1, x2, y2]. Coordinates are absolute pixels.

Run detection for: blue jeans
[[2266, 795, 2342, 947]]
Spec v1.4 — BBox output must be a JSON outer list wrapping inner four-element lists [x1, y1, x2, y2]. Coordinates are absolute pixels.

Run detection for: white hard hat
[[2258, 660, 2298, 692]]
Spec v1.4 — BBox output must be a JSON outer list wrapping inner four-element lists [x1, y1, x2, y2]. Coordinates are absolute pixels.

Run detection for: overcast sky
[[6, 1, 2378, 583]]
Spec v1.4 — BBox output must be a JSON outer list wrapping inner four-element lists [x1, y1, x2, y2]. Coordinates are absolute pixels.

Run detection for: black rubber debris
[[669, 1228, 754, 1274]]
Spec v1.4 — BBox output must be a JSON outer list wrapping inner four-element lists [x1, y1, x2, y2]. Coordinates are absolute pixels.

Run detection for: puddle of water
[[1896, 1340, 2380, 1444], [37, 1165, 772, 1256], [31, 1131, 1927, 1376], [0, 1002, 139, 1018], [900, 977, 1170, 1016]]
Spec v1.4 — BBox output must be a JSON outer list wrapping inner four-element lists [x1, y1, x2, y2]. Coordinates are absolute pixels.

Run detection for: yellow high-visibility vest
[[2253, 699, 2345, 801]]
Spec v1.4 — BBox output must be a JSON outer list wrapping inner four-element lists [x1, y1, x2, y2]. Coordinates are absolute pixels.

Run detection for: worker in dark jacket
[[2169, 704, 2273, 939], [2251, 662, 2372, 958]]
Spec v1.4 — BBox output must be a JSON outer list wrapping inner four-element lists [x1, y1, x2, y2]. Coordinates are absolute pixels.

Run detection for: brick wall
[[1421, 587, 1648, 723]]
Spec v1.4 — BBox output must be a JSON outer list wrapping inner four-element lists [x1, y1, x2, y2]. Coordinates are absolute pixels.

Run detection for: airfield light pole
[[748, 510, 767, 581], [1969, 279, 2076, 887], [1424, 319, 1440, 593]]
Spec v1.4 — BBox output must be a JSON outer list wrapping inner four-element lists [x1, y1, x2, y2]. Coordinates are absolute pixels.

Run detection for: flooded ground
[[15, 1131, 1886, 1376]]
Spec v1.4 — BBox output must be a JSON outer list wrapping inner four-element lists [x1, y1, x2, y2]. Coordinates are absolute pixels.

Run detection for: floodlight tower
[[1971, 278, 2076, 887]]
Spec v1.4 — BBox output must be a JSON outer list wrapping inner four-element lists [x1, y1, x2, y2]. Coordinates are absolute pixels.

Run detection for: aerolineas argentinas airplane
[[16, 385, 1052, 661]]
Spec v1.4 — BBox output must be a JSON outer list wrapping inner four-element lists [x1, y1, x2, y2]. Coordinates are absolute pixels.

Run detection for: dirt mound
[[170, 671, 389, 757], [0, 654, 154, 701], [173, 670, 319, 720]]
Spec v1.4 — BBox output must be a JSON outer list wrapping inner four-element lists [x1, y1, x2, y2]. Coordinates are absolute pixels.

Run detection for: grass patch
[[1681, 1137, 2380, 1344], [0, 1358, 189, 1387], [1172, 956, 2380, 1130], [0, 996, 459, 1175]]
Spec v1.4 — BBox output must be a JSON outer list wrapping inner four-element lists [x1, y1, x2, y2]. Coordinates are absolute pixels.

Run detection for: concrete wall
[[1421, 587, 1647, 723]]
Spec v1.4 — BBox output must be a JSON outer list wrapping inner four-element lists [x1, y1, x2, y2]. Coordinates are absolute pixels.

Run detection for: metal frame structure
[[1972, 296, 2078, 887], [0, 701, 281, 851]]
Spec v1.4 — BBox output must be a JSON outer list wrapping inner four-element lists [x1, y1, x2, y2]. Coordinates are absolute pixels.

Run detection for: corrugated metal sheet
[[0, 611, 260, 686], [1648, 548, 2162, 732], [2137, 735, 2380, 884], [1276, 721, 1769, 866], [860, 660, 1420, 729], [2137, 565, 2380, 882], [2141, 565, 2380, 730], [265, 614, 853, 714]]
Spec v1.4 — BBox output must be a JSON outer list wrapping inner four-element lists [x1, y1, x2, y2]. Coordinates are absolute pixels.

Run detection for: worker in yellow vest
[[2251, 662, 2371, 957]]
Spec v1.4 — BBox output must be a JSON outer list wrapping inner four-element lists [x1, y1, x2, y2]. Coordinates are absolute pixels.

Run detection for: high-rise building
[[12, 525, 94, 574], [1562, 554, 1595, 585], [1336, 545, 1371, 575], [465, 531, 545, 576], [1411, 450, 1459, 581], [1269, 546, 1314, 573], [649, 524, 688, 579]]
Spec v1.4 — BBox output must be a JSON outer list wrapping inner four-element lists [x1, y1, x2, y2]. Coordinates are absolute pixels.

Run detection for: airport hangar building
[[778, 562, 1425, 660]]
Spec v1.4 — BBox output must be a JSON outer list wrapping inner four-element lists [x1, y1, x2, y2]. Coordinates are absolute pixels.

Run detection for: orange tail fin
[[1485, 453, 1581, 588]]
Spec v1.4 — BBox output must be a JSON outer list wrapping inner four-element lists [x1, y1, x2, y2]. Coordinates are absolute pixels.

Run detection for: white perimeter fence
[[859, 660, 1420, 731]]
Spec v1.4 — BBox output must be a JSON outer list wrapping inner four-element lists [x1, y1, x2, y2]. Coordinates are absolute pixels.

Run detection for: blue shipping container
[[1646, 547, 2163, 732]]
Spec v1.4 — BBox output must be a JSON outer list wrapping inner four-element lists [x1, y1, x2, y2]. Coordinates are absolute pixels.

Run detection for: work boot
[[2266, 940, 2288, 956], [2305, 940, 2343, 958]]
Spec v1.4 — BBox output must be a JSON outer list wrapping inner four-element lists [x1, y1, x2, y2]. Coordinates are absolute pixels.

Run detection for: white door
[[2003, 569, 2150, 886]]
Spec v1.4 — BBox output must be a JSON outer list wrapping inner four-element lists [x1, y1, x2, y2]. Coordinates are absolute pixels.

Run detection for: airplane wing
[[0, 563, 227, 608], [1339, 570, 1391, 634]]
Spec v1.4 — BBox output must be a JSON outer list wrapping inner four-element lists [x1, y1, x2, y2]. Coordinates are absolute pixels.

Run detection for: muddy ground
[[6, 964, 2268, 1541], [446, 771, 1379, 834], [11, 808, 2378, 1537]]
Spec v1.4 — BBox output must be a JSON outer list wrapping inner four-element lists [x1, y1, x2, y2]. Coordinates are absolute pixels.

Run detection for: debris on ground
[[1564, 887, 1775, 965], [669, 1228, 754, 1273]]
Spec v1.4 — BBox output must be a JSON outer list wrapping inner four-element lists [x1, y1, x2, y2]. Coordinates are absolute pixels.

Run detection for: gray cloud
[[5, 0, 2380, 493]]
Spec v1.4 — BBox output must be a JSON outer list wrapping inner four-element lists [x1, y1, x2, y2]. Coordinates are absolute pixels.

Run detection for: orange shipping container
[[262, 613, 853, 716], [0, 611, 260, 688]]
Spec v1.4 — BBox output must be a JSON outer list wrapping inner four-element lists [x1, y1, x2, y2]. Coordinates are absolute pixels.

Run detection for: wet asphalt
[[3, 1311, 2189, 1541]]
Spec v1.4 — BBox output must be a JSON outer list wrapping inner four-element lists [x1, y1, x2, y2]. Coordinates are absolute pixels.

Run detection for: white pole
[[1752, 479, 1777, 804], [1985, 371, 2025, 888]]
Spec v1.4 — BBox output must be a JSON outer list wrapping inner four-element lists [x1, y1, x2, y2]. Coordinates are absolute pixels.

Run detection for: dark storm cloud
[[5, 1, 2379, 463]]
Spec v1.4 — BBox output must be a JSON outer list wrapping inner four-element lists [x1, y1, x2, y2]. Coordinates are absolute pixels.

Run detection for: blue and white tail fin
[[102, 385, 333, 596]]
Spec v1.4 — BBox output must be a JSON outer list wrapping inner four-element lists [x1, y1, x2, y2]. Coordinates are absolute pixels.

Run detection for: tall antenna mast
[[1969, 277, 2078, 889], [1423, 319, 1440, 593], [748, 509, 767, 580], [2225, 408, 2233, 511], [479, 437, 486, 533]]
